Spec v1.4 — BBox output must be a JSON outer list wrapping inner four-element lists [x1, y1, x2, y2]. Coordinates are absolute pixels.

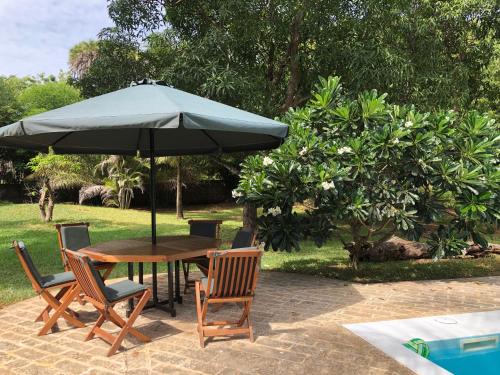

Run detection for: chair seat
[[104, 280, 146, 303], [40, 271, 75, 288]]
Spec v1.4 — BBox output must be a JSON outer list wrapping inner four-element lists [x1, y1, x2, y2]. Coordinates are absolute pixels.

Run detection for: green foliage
[[237, 76, 499, 267], [428, 225, 469, 259], [0, 77, 24, 126], [27, 152, 89, 190], [84, 0, 500, 115], [17, 81, 81, 116]]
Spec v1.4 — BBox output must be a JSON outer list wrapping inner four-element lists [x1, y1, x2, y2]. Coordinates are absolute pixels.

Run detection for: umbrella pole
[[149, 129, 159, 304], [149, 129, 157, 245]]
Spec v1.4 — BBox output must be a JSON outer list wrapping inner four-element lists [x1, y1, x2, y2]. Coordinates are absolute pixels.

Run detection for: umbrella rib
[[201, 129, 221, 152], [51, 132, 72, 147]]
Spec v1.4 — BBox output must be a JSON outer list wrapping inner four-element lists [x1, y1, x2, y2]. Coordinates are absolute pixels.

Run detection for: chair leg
[[38, 285, 84, 336], [86, 312, 106, 341], [195, 281, 205, 348], [107, 289, 151, 356], [35, 286, 66, 322], [107, 306, 150, 343]]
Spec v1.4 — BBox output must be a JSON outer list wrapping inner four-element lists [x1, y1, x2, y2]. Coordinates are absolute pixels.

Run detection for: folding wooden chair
[[11, 240, 85, 336], [55, 223, 115, 280], [63, 249, 151, 356], [195, 247, 262, 348], [182, 219, 223, 293]]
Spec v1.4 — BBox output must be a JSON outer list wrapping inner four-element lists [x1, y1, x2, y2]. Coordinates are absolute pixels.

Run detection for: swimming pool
[[344, 310, 500, 375], [414, 333, 500, 375]]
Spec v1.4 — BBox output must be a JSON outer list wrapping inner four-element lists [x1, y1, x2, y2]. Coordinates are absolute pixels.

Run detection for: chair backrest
[[55, 223, 91, 251], [231, 228, 256, 249], [11, 240, 43, 291], [188, 219, 223, 240], [205, 247, 262, 299], [63, 249, 107, 305]]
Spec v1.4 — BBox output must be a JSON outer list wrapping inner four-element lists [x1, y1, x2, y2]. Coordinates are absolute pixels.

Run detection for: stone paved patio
[[0, 271, 499, 375]]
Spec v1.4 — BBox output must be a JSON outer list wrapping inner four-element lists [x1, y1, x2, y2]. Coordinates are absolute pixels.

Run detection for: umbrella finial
[[130, 79, 168, 87]]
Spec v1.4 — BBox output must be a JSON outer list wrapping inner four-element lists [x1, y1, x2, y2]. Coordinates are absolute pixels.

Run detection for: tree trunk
[[46, 184, 55, 222], [176, 156, 184, 219], [243, 202, 257, 231], [38, 183, 48, 221], [280, 9, 305, 112], [38, 180, 54, 222]]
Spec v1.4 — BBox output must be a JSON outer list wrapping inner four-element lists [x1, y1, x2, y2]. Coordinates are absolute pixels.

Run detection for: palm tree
[[68, 40, 99, 79], [79, 155, 144, 209]]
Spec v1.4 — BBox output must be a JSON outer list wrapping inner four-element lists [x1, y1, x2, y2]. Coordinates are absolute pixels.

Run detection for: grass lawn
[[0, 202, 499, 307]]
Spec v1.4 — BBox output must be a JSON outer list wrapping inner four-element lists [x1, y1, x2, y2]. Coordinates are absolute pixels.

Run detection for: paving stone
[[0, 272, 498, 374]]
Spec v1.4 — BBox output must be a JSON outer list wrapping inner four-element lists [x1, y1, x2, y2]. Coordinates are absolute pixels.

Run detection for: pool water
[[420, 333, 500, 375]]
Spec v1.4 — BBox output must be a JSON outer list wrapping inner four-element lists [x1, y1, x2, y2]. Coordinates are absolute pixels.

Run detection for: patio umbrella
[[0, 80, 288, 244]]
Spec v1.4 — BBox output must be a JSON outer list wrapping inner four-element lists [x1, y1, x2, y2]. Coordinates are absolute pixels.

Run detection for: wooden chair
[[10, 240, 85, 336], [195, 228, 257, 277], [63, 249, 151, 356], [195, 247, 262, 348], [55, 223, 115, 280], [182, 219, 223, 293]]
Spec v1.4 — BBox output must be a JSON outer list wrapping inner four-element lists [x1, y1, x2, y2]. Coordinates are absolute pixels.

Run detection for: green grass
[[0, 202, 499, 307]]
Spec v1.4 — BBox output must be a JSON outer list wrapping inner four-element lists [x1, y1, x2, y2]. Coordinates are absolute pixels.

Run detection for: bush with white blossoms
[[321, 181, 335, 190], [262, 156, 274, 166], [237, 76, 499, 268], [337, 146, 352, 155], [267, 206, 281, 216]]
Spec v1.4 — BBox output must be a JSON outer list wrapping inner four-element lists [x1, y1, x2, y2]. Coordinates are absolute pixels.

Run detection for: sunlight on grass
[[0, 203, 498, 307]]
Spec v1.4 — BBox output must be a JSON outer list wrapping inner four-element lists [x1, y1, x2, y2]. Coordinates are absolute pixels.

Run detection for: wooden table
[[80, 235, 219, 317]]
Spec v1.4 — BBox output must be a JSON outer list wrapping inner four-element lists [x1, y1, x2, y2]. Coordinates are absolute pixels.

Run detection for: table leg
[[127, 262, 134, 317], [152, 263, 158, 304], [138, 262, 143, 284], [167, 262, 176, 317], [175, 260, 182, 304]]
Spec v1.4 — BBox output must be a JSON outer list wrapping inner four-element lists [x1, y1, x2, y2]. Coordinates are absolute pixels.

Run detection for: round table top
[[79, 235, 219, 263]]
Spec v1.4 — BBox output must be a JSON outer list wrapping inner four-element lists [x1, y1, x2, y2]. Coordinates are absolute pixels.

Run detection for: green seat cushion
[[200, 276, 214, 291], [103, 280, 146, 303], [40, 271, 75, 288]]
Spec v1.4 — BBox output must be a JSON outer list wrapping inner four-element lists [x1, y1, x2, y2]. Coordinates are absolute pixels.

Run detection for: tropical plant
[[80, 155, 144, 209], [27, 152, 90, 222], [235, 76, 499, 269]]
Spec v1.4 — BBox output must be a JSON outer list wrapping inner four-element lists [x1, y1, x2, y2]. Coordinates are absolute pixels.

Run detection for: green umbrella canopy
[[0, 82, 288, 156]]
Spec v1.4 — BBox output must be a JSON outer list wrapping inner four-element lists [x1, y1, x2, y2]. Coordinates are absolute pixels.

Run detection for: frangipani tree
[[236, 76, 499, 269]]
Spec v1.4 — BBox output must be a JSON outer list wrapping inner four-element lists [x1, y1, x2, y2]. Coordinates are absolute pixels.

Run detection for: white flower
[[321, 181, 335, 191], [263, 156, 274, 166], [404, 121, 413, 128], [337, 146, 352, 155], [267, 206, 281, 216], [299, 147, 308, 156], [232, 190, 243, 198], [392, 138, 400, 144]]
